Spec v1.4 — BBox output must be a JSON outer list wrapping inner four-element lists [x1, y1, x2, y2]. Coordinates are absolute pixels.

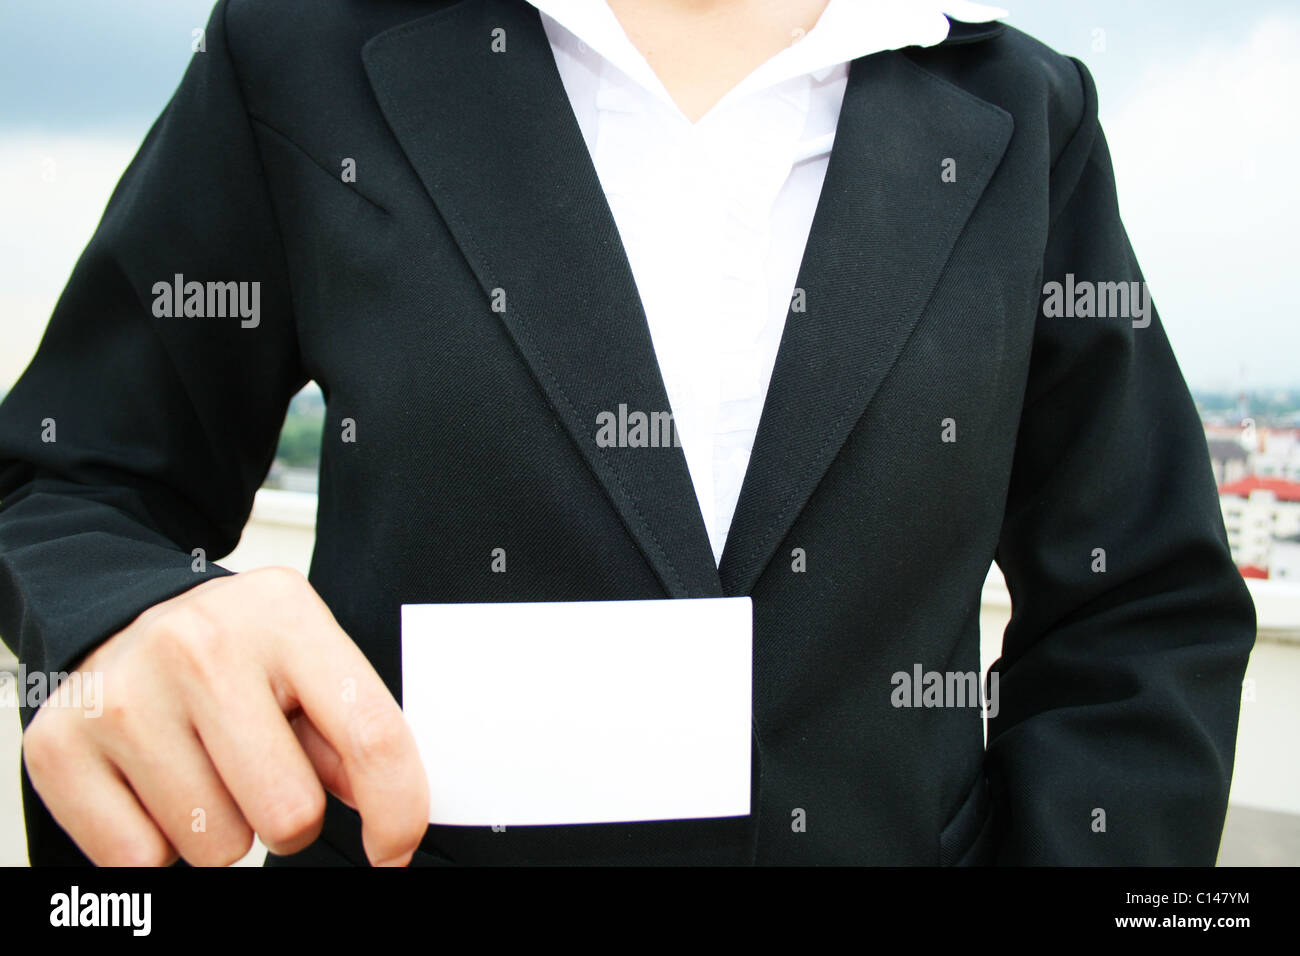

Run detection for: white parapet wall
[[219, 488, 320, 575]]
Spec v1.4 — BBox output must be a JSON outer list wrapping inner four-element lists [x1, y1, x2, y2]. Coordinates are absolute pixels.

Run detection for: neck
[[605, 0, 833, 122]]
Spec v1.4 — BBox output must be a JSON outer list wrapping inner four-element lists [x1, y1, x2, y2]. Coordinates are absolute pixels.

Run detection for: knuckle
[[257, 789, 325, 852], [155, 606, 225, 675], [131, 598, 171, 634], [21, 715, 70, 782], [104, 835, 176, 868], [189, 825, 254, 868], [245, 566, 322, 631], [348, 704, 408, 770], [98, 698, 138, 738], [249, 565, 307, 594]]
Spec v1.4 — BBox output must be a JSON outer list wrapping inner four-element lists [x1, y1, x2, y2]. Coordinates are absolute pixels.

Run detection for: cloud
[[1104, 12, 1300, 389], [0, 0, 212, 132], [3, 7, 1296, 394], [0, 131, 139, 389]]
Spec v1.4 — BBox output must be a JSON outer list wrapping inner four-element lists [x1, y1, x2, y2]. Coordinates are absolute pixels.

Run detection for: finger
[[105, 720, 253, 867], [183, 671, 327, 858], [24, 733, 177, 867], [272, 612, 428, 866], [291, 711, 355, 810]]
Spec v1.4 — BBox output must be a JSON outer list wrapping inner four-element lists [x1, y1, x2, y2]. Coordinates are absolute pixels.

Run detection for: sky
[[0, 0, 1297, 391]]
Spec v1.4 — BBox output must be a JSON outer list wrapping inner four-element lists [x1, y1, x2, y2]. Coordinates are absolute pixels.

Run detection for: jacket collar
[[362, 0, 1013, 597]]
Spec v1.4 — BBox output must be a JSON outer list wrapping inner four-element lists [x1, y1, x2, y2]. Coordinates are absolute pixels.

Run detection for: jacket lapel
[[362, 0, 1014, 600], [717, 49, 1014, 595], [362, 0, 722, 598]]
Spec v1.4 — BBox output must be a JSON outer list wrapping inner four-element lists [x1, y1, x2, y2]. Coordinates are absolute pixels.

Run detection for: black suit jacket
[[0, 0, 1255, 866]]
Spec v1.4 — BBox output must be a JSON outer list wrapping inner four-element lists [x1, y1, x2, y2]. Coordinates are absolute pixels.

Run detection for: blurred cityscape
[[262, 383, 325, 494], [1198, 389, 1300, 582]]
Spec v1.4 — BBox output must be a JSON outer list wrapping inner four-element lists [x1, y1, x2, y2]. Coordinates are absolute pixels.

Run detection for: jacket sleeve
[[0, 0, 304, 734], [984, 57, 1256, 865]]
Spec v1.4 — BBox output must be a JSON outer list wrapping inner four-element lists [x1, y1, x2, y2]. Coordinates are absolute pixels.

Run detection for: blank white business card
[[400, 597, 752, 827]]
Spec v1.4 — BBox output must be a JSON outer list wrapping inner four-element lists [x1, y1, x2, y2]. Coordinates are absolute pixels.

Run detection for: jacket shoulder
[[911, 23, 1092, 167], [222, 0, 460, 68]]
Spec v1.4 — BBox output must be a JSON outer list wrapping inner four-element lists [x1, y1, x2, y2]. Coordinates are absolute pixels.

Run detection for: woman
[[0, 0, 1254, 867]]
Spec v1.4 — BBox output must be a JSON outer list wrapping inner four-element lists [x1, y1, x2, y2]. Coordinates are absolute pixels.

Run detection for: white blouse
[[527, 0, 1007, 565]]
